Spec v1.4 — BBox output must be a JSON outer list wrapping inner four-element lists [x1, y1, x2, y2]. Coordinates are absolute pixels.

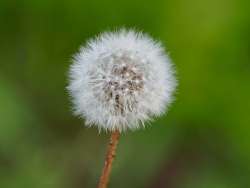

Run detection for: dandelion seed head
[[68, 29, 177, 132]]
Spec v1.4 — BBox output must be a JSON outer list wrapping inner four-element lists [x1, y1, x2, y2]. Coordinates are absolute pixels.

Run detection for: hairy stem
[[98, 130, 120, 188]]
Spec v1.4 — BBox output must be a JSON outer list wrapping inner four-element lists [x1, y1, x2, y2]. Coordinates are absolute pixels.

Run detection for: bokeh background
[[0, 0, 250, 187]]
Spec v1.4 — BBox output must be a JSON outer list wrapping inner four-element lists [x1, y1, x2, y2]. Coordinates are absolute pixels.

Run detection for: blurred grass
[[0, 0, 249, 187]]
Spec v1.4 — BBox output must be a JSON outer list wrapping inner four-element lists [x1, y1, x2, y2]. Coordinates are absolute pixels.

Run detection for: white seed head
[[67, 29, 177, 132]]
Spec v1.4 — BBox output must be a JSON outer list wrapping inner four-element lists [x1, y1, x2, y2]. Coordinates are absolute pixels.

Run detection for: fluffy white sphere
[[68, 29, 177, 132]]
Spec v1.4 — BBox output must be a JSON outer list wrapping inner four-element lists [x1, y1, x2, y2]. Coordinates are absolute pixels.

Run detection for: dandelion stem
[[98, 130, 120, 188]]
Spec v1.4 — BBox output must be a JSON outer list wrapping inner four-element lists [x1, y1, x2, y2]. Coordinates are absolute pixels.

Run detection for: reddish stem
[[98, 130, 120, 188]]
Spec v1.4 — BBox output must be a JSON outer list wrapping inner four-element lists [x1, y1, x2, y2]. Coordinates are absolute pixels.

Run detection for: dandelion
[[67, 29, 177, 188]]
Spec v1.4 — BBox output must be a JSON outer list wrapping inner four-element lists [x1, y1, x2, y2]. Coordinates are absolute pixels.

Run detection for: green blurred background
[[0, 0, 249, 187]]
